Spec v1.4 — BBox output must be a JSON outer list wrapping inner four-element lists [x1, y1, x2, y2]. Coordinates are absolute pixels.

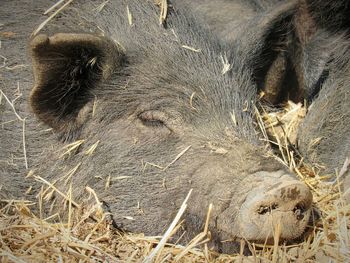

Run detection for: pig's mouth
[[242, 205, 319, 246], [212, 203, 317, 254], [249, 201, 312, 242]]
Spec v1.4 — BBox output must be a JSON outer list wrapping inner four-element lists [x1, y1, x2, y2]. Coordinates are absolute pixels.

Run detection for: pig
[[0, 0, 314, 253], [178, 0, 350, 174], [295, 1, 350, 174]]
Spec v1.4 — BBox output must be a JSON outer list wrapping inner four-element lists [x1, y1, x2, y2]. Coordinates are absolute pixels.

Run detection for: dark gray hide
[[297, 0, 350, 173], [178, 0, 350, 174], [0, 0, 315, 253]]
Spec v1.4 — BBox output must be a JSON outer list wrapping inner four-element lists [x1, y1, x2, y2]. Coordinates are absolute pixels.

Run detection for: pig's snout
[[255, 181, 312, 220], [238, 174, 313, 242]]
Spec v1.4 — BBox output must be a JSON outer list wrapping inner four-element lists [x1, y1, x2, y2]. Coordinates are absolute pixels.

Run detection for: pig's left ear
[[30, 33, 124, 136]]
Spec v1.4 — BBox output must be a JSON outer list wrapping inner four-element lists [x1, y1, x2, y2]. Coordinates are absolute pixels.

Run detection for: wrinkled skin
[[0, 0, 317, 253]]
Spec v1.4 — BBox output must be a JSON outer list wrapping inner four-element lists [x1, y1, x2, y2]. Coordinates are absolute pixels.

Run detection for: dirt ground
[[0, 0, 56, 197]]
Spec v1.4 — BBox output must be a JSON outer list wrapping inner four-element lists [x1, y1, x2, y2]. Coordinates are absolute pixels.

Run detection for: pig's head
[[28, 1, 313, 253]]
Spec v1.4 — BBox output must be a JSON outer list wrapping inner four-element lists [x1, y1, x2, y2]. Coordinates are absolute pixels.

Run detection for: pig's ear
[[30, 33, 123, 136], [242, 1, 314, 104]]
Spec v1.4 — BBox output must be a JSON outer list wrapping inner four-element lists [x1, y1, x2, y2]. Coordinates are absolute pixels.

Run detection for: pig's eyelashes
[[138, 111, 171, 130]]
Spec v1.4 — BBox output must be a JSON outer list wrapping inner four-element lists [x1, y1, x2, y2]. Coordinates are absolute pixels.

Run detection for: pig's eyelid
[[138, 110, 170, 129]]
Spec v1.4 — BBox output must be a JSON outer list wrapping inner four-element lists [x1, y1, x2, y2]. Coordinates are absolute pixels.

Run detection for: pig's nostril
[[257, 203, 278, 215], [293, 203, 306, 220]]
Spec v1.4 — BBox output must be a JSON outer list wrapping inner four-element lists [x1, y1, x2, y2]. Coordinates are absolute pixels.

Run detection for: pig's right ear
[[240, 1, 314, 104], [30, 33, 124, 137]]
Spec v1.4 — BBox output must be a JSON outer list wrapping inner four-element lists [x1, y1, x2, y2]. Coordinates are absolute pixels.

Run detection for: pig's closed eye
[[138, 111, 170, 130]]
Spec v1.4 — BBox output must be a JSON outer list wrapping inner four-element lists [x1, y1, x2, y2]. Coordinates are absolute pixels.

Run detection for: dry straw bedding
[[1, 101, 349, 262], [1, 0, 350, 262]]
